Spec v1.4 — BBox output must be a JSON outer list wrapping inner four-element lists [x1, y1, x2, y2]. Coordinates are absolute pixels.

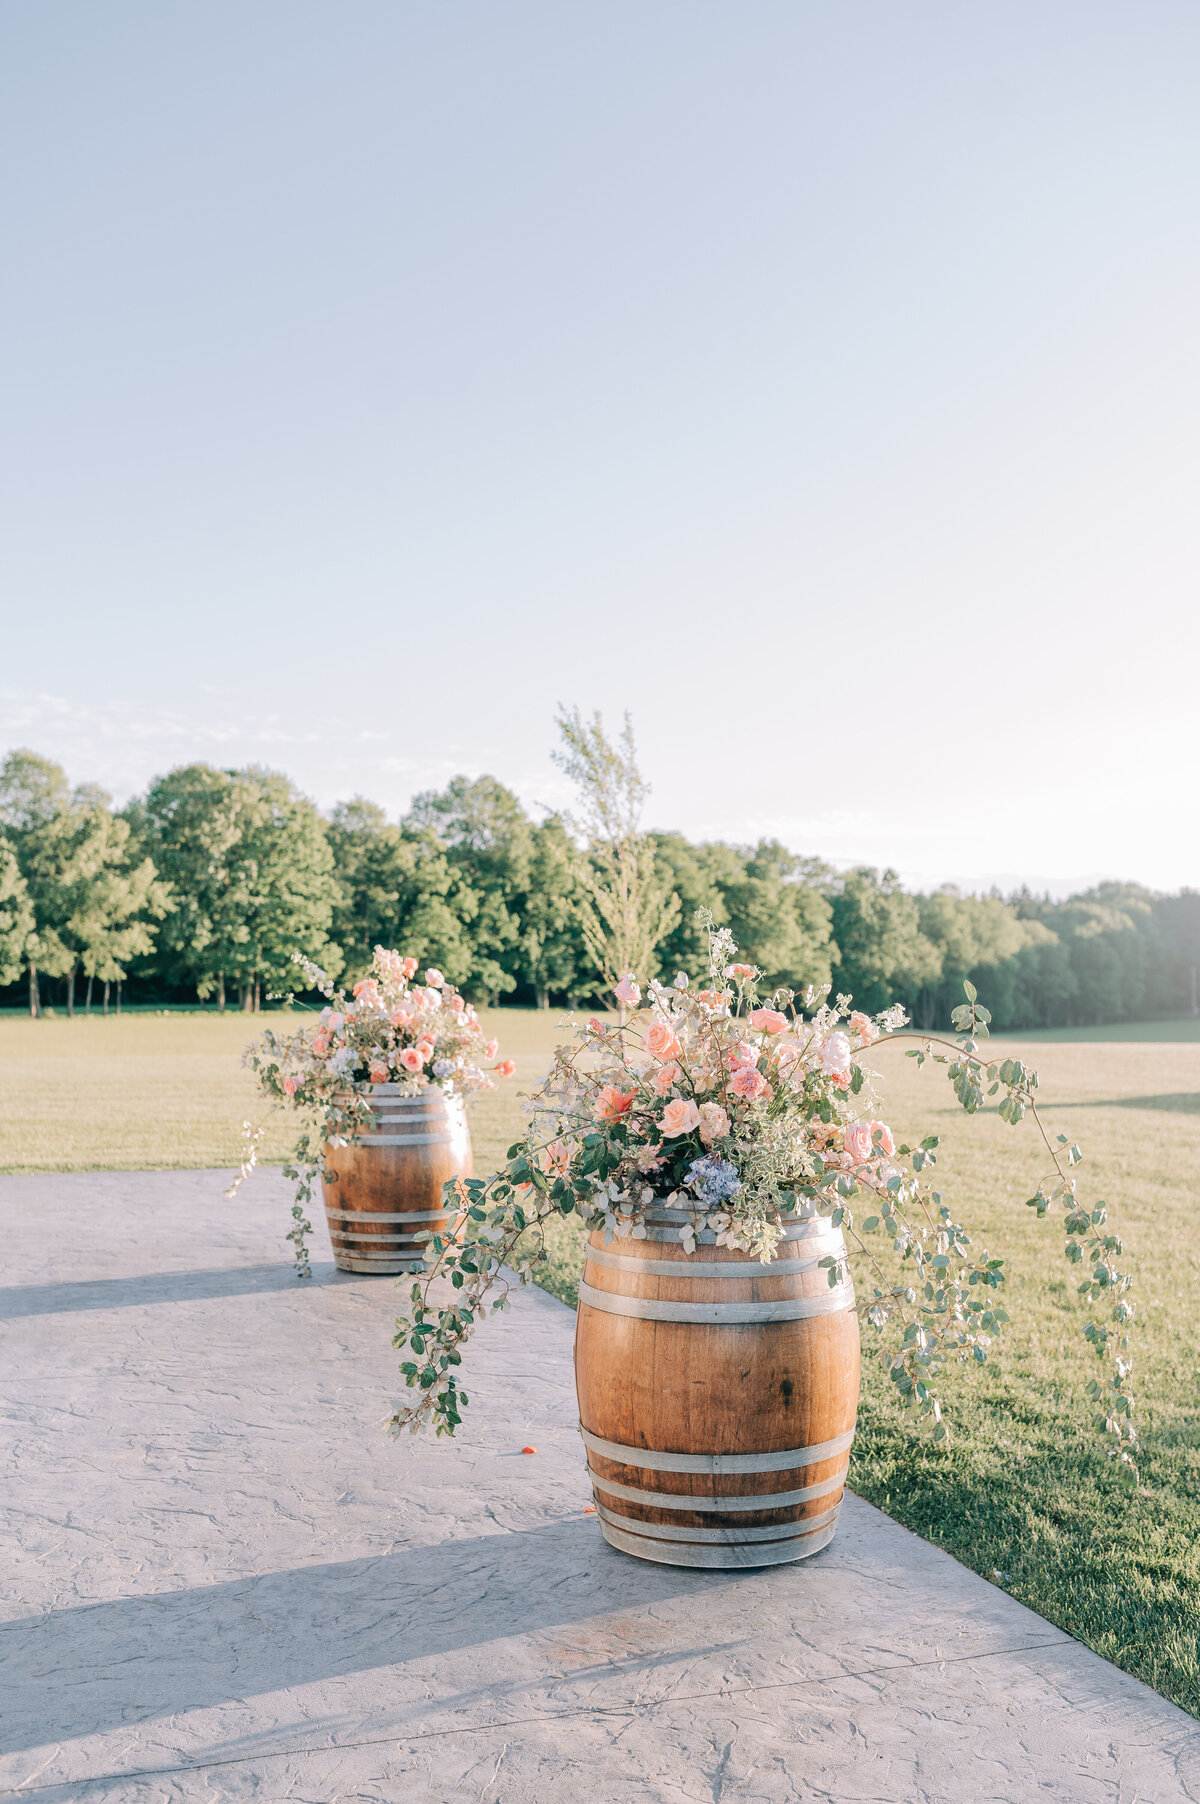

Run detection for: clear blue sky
[[2, 3, 1197, 892]]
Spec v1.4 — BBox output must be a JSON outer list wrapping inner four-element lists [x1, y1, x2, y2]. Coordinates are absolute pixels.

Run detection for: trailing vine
[[387, 924, 1135, 1475]]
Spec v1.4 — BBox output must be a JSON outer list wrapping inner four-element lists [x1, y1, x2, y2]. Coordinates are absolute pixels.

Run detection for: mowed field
[[3, 1009, 1199, 1714]]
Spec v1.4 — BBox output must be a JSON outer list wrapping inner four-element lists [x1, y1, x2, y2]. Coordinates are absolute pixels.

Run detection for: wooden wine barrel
[[574, 1204, 859, 1568], [321, 1084, 473, 1274]]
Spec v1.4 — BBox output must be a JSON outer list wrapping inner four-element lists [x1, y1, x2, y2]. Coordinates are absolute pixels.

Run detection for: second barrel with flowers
[[574, 1202, 860, 1568], [321, 1083, 473, 1274]]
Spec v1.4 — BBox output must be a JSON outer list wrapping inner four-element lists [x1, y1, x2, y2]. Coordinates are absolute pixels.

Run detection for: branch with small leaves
[[387, 923, 1136, 1480], [873, 981, 1137, 1477]]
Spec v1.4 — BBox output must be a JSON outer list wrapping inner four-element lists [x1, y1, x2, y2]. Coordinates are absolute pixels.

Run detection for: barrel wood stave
[[574, 1211, 860, 1567], [320, 1086, 472, 1274]]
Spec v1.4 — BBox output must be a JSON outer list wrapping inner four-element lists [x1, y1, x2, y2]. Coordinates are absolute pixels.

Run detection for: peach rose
[[871, 1120, 895, 1157], [644, 1018, 682, 1061], [496, 1058, 516, 1078], [414, 1039, 435, 1064], [587, 1017, 607, 1035], [283, 1074, 300, 1096], [539, 1139, 572, 1178], [483, 1038, 499, 1060], [401, 956, 419, 978], [849, 1011, 878, 1046], [426, 968, 444, 988], [613, 973, 641, 1006], [726, 1041, 759, 1070], [728, 1065, 769, 1100], [725, 963, 755, 980], [596, 1085, 635, 1122], [844, 1121, 874, 1163], [652, 1060, 681, 1095], [312, 1033, 329, 1055], [399, 1047, 424, 1072], [368, 1064, 389, 1085], [697, 1102, 730, 1144], [659, 1097, 701, 1137], [820, 1031, 852, 1078], [749, 1008, 788, 1035]]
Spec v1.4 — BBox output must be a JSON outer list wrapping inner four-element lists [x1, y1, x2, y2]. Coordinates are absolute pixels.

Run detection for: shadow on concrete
[[0, 1262, 348, 1319], [1, 1520, 744, 1753]]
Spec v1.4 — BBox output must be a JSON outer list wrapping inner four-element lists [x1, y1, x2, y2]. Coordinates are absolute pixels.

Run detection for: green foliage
[[388, 947, 1135, 1482], [130, 763, 341, 1008], [0, 749, 169, 1011], [0, 838, 33, 987], [2, 741, 1197, 1030]]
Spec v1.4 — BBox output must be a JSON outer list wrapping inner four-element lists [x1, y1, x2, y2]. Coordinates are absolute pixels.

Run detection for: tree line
[[1, 742, 1197, 1029]]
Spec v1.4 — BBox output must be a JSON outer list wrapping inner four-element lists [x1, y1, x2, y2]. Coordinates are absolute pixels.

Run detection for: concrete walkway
[[2, 1171, 1198, 1803]]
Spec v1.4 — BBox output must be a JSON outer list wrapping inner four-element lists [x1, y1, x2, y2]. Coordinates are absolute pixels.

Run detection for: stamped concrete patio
[[2, 1170, 1198, 1802]]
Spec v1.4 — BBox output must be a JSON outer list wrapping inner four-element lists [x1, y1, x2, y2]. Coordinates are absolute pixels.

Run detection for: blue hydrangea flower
[[687, 1155, 741, 1205], [433, 1058, 455, 1079]]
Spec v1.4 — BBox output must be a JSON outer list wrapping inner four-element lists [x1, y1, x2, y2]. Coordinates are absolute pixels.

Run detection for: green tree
[[516, 815, 589, 1008], [327, 798, 478, 988], [720, 840, 835, 993], [0, 750, 168, 1015], [649, 834, 738, 978], [406, 775, 532, 1002], [828, 867, 940, 1015], [553, 708, 680, 1007], [0, 838, 33, 988], [0, 750, 75, 1013], [131, 764, 341, 1010]]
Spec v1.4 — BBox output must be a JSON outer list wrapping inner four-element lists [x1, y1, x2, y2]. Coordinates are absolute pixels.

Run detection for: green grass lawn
[[3, 1009, 1199, 1715]]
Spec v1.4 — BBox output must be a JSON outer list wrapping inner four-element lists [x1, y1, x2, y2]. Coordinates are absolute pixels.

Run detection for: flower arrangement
[[236, 947, 515, 1273], [389, 916, 1136, 1477]]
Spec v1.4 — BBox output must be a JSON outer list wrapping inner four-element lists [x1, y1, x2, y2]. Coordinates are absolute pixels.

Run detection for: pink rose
[[426, 968, 444, 988], [483, 1038, 499, 1060], [820, 1032, 852, 1078], [652, 1060, 681, 1096], [389, 1009, 412, 1029], [496, 1058, 516, 1078], [871, 1121, 895, 1157], [399, 1047, 423, 1072], [368, 1063, 389, 1085], [726, 1041, 759, 1070], [283, 1074, 300, 1096], [698, 1102, 730, 1144], [844, 1121, 874, 1163], [728, 1065, 769, 1100], [311, 1033, 329, 1055], [659, 1098, 701, 1137], [613, 973, 641, 1006], [414, 1039, 435, 1064], [587, 1017, 607, 1035], [749, 1008, 788, 1035], [644, 1019, 682, 1061], [725, 963, 755, 980], [401, 956, 418, 978], [596, 1085, 635, 1122], [849, 1011, 878, 1046]]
